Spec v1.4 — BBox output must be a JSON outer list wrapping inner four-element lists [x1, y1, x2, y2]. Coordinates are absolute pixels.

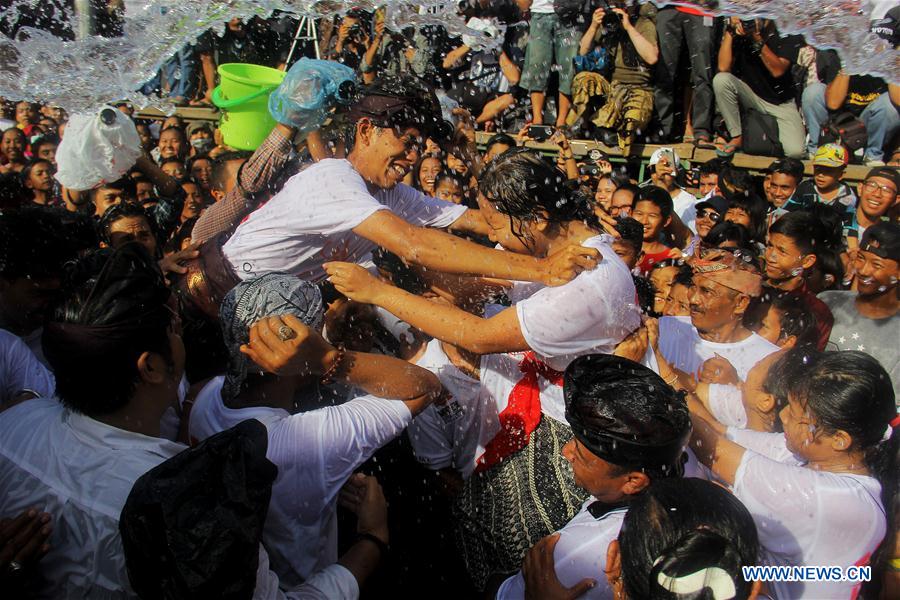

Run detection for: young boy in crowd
[[632, 186, 681, 274], [788, 143, 857, 214]]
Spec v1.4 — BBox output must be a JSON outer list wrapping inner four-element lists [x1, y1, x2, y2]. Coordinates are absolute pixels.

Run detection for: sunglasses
[[698, 209, 722, 222]]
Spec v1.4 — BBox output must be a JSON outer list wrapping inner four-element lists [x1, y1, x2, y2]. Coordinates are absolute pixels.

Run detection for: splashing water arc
[[0, 0, 898, 112]]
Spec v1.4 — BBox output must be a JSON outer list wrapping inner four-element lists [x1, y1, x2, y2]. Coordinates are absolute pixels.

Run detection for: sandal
[[715, 138, 742, 159], [694, 133, 716, 149]]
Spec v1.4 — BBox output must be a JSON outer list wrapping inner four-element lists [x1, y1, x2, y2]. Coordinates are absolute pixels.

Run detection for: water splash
[[0, 0, 897, 113]]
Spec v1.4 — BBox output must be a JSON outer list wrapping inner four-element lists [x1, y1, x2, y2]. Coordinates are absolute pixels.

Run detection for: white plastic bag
[[55, 107, 143, 191]]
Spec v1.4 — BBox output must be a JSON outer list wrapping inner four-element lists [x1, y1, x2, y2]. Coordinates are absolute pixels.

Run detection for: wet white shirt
[[0, 398, 352, 599], [189, 377, 412, 588], [733, 440, 884, 599], [497, 497, 626, 599], [0, 328, 54, 406], [223, 159, 467, 282], [407, 339, 485, 478], [707, 383, 747, 428], [657, 316, 779, 382], [475, 237, 639, 457]]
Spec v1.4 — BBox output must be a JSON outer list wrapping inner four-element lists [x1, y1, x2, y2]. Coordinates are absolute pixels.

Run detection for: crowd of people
[[0, 2, 899, 600]]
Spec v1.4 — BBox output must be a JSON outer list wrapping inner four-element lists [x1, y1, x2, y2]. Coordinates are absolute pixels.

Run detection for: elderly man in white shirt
[[497, 354, 692, 599], [652, 251, 779, 390], [0, 245, 380, 599]]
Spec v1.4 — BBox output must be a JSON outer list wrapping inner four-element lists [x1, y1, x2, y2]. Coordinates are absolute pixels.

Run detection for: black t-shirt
[[816, 49, 888, 117], [732, 33, 804, 105]]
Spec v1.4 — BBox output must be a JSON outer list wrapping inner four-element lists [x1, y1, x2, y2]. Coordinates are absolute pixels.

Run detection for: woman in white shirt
[[691, 350, 898, 599], [325, 149, 641, 588]]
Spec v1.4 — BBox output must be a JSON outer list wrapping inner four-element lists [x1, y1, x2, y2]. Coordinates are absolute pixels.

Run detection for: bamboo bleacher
[[133, 107, 873, 184]]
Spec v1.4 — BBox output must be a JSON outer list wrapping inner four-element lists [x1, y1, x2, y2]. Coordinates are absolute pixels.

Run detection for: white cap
[[648, 146, 681, 166]]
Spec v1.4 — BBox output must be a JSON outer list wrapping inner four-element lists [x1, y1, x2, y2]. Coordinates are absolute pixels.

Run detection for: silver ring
[[7, 559, 23, 573], [277, 325, 296, 342]]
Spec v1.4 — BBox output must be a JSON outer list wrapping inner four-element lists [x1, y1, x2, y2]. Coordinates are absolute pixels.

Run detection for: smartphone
[[527, 125, 554, 142]]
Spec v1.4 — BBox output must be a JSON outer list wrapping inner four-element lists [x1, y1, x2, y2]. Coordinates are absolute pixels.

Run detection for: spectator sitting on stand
[[802, 45, 900, 166], [568, 2, 658, 154]]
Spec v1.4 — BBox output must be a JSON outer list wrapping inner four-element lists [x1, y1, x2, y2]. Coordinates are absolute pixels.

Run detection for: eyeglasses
[[697, 209, 722, 222], [863, 181, 897, 196]]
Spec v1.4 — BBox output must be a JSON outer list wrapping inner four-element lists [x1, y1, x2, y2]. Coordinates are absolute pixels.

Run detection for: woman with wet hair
[[611, 477, 761, 600], [325, 148, 642, 588], [691, 350, 898, 599]]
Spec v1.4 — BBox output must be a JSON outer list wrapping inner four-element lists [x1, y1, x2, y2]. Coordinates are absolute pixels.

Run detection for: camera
[[527, 125, 554, 142], [580, 164, 602, 178]]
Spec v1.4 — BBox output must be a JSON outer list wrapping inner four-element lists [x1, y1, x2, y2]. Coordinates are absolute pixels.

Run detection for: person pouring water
[[218, 74, 599, 292]]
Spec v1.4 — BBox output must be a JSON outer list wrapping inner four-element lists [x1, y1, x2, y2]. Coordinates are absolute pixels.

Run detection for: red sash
[[474, 352, 564, 473]]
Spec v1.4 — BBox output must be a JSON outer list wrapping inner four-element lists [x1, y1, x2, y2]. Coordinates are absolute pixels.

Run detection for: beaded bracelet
[[320, 346, 347, 385]]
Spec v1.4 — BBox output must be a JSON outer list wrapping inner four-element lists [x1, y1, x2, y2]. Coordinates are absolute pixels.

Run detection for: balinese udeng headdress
[[219, 273, 324, 400], [564, 354, 691, 471], [347, 74, 452, 141]]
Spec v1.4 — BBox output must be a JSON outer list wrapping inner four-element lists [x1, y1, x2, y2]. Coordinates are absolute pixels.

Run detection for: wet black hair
[[615, 217, 644, 255], [768, 209, 841, 261], [160, 155, 186, 168], [478, 148, 601, 248], [372, 248, 427, 296], [703, 221, 754, 250], [718, 164, 754, 201], [767, 157, 805, 182], [725, 193, 768, 243], [164, 217, 197, 255], [0, 206, 72, 281], [614, 182, 640, 202], [43, 243, 174, 417], [99, 202, 156, 247], [633, 274, 655, 315], [744, 288, 819, 350], [671, 263, 694, 288], [632, 185, 674, 219], [484, 133, 516, 154], [434, 169, 467, 193], [564, 354, 691, 480], [618, 477, 759, 600]]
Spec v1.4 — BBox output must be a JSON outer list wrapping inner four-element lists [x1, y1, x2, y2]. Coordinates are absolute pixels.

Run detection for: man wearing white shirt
[[189, 273, 442, 587], [219, 75, 597, 291], [654, 250, 779, 388], [0, 328, 54, 406], [496, 354, 692, 599], [0, 245, 376, 599]]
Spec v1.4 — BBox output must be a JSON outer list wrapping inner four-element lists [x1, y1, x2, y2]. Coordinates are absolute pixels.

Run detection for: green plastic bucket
[[212, 63, 286, 151]]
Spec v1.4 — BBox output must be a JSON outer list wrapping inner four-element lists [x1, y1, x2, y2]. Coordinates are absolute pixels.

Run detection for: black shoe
[[597, 127, 619, 147]]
